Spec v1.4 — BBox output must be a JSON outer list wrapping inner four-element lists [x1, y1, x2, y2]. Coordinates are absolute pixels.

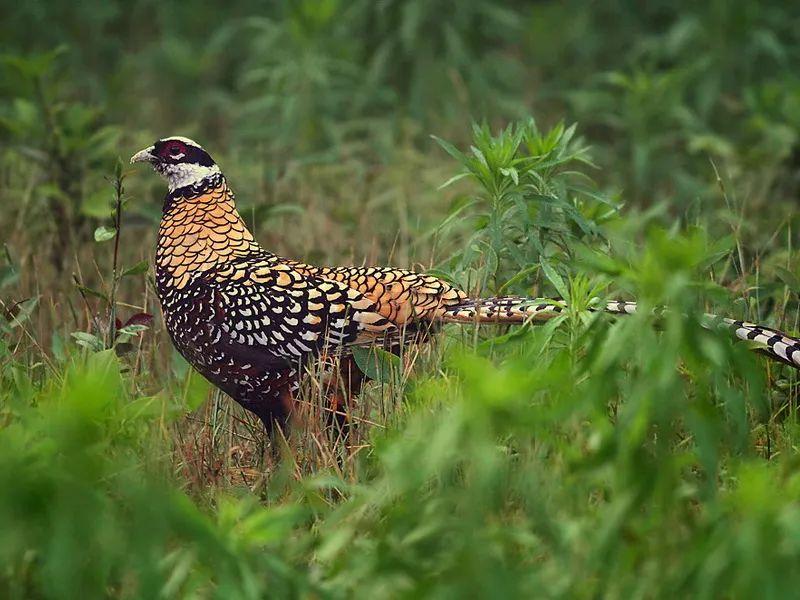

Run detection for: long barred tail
[[441, 296, 573, 323], [710, 316, 800, 368], [440, 297, 800, 369]]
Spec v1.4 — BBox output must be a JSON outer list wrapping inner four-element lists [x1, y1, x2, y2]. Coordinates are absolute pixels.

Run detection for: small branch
[[107, 163, 125, 347]]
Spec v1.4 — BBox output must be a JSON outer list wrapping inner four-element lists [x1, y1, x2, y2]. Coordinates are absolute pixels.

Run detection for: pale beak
[[130, 145, 156, 164]]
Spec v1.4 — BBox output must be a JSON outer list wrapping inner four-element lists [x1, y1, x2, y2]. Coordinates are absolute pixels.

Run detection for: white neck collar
[[162, 163, 221, 192]]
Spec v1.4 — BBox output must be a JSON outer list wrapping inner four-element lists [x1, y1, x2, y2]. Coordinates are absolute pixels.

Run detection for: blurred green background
[[1, 0, 800, 598]]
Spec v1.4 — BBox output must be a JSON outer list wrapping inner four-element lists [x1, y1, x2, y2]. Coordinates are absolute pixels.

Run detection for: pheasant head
[[131, 136, 220, 192], [131, 137, 259, 290]]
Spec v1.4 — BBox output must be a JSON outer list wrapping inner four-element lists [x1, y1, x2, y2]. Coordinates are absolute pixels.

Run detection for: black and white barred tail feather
[[439, 296, 800, 369], [708, 316, 800, 368], [607, 301, 800, 368], [440, 296, 570, 323], [439, 296, 637, 323]]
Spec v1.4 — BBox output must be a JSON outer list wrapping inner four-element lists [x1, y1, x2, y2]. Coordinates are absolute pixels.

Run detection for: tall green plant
[[0, 49, 120, 270], [433, 119, 617, 296]]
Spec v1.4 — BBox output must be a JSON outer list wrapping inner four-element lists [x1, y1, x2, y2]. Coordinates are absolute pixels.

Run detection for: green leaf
[[775, 266, 800, 292], [478, 314, 566, 350], [423, 269, 458, 284], [0, 265, 19, 289], [94, 226, 116, 242], [117, 324, 149, 336], [121, 260, 149, 278], [184, 369, 212, 411], [499, 265, 540, 295], [71, 331, 106, 352], [4, 297, 38, 329], [75, 284, 109, 303], [114, 157, 124, 180], [499, 167, 519, 186], [541, 260, 569, 300], [431, 134, 466, 164], [350, 346, 401, 384], [437, 172, 471, 190], [81, 189, 113, 219]]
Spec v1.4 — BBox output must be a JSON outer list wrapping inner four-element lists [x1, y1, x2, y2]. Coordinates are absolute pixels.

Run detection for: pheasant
[[131, 136, 800, 434]]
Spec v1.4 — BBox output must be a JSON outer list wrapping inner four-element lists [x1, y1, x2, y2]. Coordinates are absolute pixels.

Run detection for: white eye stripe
[[172, 152, 185, 160]]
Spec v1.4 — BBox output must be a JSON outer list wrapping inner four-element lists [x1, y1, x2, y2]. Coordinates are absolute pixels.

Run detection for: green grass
[[1, 0, 800, 597]]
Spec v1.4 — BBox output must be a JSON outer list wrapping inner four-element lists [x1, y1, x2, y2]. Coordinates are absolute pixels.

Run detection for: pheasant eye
[[169, 145, 182, 156]]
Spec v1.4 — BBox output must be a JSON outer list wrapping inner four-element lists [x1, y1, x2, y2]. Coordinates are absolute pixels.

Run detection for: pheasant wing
[[202, 260, 397, 363]]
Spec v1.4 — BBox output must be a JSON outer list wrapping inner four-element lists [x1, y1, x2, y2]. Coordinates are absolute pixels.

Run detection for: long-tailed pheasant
[[131, 136, 800, 434]]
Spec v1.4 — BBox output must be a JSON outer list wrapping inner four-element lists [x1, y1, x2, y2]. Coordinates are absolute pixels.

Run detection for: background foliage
[[1, 0, 800, 597]]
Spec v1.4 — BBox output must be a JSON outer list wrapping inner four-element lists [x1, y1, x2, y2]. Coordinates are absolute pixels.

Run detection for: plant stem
[[108, 168, 124, 347]]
